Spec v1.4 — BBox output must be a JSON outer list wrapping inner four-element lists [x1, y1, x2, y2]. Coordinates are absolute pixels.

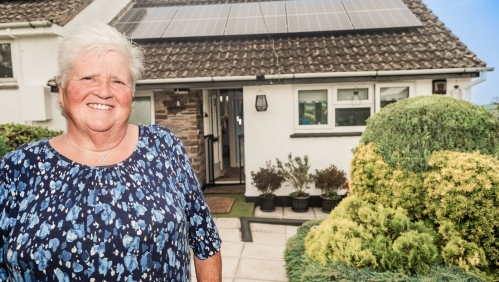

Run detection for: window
[[333, 85, 373, 130], [375, 83, 414, 112], [298, 89, 328, 125], [0, 42, 14, 79], [294, 83, 413, 134], [129, 91, 155, 125]]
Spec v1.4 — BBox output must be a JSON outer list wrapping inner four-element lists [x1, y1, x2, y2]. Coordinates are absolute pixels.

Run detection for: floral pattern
[[0, 125, 221, 281]]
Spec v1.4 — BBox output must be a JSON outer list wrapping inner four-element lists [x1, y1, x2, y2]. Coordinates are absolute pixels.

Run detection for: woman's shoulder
[[1, 138, 52, 166], [139, 125, 181, 145]]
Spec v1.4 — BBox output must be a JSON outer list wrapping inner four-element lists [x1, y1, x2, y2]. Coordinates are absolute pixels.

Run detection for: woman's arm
[[193, 251, 222, 282]]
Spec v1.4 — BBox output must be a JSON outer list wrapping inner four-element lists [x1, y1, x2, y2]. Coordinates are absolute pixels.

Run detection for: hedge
[[0, 123, 62, 152], [360, 95, 499, 173]]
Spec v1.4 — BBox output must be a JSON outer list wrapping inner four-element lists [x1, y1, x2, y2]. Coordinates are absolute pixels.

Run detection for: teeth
[[88, 104, 112, 110]]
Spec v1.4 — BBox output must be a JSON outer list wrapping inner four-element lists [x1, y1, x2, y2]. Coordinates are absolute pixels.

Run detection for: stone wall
[[153, 89, 206, 186]]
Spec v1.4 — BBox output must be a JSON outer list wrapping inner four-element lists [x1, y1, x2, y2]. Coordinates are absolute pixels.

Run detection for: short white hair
[[56, 22, 144, 91]]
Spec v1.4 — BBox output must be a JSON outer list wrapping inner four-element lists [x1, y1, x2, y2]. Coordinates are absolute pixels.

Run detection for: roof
[[0, 0, 93, 26], [133, 0, 486, 80]]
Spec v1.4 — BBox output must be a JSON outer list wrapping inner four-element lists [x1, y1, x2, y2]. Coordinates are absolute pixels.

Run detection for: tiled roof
[[134, 0, 486, 80], [0, 0, 93, 26]]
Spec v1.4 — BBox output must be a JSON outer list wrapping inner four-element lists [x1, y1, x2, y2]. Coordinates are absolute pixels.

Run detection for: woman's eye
[[81, 77, 92, 81], [113, 80, 124, 85]]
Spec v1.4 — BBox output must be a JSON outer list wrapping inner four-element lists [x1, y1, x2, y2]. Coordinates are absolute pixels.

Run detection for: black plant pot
[[291, 196, 310, 213], [260, 197, 276, 212], [320, 195, 341, 213]]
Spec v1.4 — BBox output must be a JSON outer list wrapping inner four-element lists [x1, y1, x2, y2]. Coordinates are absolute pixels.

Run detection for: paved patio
[[192, 207, 329, 282]]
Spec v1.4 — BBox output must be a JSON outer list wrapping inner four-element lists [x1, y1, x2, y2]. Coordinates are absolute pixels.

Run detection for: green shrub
[[360, 95, 499, 173], [305, 196, 440, 275], [350, 144, 498, 280], [284, 215, 482, 282], [425, 151, 499, 280], [0, 123, 62, 152], [0, 134, 8, 159]]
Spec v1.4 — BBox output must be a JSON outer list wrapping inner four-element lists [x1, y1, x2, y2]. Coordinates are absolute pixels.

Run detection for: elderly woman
[[0, 23, 221, 281]]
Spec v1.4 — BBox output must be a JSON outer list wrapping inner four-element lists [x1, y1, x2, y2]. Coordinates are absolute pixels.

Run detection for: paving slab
[[215, 217, 241, 229], [253, 207, 284, 218], [250, 223, 286, 234], [218, 228, 241, 242], [283, 207, 316, 220], [313, 207, 331, 219], [251, 231, 288, 246], [241, 243, 285, 260], [221, 241, 245, 258], [235, 258, 287, 281]]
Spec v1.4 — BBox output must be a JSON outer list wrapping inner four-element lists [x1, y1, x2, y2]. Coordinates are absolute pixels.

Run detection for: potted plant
[[314, 165, 347, 213], [251, 161, 285, 212], [276, 153, 314, 212]]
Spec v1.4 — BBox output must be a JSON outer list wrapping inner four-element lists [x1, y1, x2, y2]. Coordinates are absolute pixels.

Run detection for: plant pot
[[320, 195, 341, 213], [260, 197, 276, 212], [291, 196, 310, 213]]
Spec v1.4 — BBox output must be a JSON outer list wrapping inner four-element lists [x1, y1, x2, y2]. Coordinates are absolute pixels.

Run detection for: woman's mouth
[[88, 103, 112, 110]]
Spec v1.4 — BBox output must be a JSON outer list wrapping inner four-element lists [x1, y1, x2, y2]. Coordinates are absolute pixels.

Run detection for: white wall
[[0, 0, 131, 132], [243, 77, 473, 197]]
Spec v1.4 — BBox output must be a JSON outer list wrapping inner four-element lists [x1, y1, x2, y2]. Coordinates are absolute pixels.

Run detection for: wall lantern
[[255, 95, 268, 111]]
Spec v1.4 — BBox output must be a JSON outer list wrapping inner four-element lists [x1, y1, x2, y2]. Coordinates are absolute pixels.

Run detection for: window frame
[[130, 90, 155, 125], [0, 40, 17, 83], [375, 82, 415, 112], [331, 84, 374, 132], [293, 85, 333, 132]]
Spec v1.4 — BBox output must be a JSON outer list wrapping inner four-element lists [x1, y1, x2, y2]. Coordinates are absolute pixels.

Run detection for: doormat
[[206, 197, 235, 214]]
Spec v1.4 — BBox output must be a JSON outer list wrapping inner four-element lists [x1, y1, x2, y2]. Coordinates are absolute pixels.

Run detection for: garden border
[[240, 217, 308, 242]]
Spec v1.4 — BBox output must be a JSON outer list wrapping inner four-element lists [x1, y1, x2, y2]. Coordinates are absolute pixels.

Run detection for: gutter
[[0, 21, 53, 29], [137, 67, 494, 85]]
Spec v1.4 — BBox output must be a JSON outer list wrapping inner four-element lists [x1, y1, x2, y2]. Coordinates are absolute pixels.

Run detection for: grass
[[204, 193, 254, 218]]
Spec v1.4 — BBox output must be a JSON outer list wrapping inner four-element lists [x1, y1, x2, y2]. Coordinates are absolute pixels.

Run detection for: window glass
[[129, 96, 152, 125], [298, 90, 327, 125], [335, 108, 370, 126], [0, 43, 13, 78], [337, 88, 369, 101], [380, 87, 409, 108]]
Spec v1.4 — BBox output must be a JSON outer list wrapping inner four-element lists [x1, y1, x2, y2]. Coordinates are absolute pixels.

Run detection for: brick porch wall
[[153, 89, 206, 186]]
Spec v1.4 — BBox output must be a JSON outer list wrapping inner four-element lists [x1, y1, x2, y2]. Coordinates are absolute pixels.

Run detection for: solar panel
[[115, 0, 422, 39], [115, 7, 178, 39], [287, 0, 353, 32], [162, 4, 231, 37], [342, 0, 422, 29], [225, 1, 287, 35]]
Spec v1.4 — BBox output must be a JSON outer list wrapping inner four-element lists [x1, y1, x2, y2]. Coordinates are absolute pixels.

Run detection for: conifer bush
[[360, 95, 499, 173], [284, 199, 483, 282]]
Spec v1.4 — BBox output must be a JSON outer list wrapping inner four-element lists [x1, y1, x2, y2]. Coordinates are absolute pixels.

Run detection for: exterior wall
[[0, 0, 131, 131], [153, 90, 206, 185], [242, 77, 473, 198]]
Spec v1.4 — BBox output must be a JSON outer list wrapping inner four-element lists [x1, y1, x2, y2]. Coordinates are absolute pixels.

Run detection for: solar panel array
[[115, 0, 422, 39]]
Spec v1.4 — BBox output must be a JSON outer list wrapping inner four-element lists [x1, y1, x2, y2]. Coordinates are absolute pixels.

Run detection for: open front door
[[204, 90, 223, 185]]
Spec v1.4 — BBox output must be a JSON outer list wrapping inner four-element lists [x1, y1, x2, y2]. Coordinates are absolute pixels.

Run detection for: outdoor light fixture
[[255, 95, 268, 111]]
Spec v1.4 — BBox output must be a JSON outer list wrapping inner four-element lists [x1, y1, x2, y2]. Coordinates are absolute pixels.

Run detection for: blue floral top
[[0, 125, 221, 281]]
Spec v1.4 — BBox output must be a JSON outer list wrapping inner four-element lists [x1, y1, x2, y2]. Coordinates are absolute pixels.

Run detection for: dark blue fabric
[[0, 125, 221, 281]]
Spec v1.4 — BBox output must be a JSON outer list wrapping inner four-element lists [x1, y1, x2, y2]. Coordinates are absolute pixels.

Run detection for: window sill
[[0, 83, 19, 90], [290, 132, 362, 138]]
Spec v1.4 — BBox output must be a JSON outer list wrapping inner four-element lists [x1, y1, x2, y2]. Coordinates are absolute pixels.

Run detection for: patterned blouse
[[0, 125, 221, 281]]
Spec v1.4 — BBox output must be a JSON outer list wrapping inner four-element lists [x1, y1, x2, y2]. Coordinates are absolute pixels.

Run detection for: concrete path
[[192, 207, 329, 282]]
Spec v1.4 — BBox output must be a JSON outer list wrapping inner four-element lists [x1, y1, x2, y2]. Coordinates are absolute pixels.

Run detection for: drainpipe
[[464, 70, 488, 89]]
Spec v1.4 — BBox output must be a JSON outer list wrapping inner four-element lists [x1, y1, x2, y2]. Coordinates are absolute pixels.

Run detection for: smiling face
[[58, 50, 133, 135]]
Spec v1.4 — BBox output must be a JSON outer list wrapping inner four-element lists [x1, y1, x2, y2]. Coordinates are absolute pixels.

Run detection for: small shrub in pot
[[314, 165, 347, 200], [276, 153, 313, 197], [251, 161, 284, 199]]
